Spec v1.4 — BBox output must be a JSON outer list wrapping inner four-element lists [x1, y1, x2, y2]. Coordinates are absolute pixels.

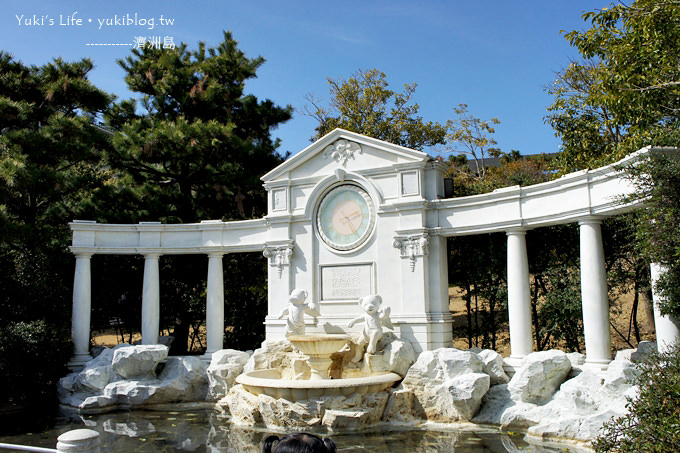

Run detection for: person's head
[[262, 432, 336, 453]]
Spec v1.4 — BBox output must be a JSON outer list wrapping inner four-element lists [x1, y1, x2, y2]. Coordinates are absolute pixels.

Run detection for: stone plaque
[[401, 171, 419, 196], [272, 188, 287, 211], [321, 264, 373, 301]]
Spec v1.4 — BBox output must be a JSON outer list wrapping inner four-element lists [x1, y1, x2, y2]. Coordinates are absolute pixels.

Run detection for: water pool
[[0, 408, 592, 452]]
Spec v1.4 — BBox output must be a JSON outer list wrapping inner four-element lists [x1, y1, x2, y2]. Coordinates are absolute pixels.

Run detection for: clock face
[[317, 185, 375, 251]]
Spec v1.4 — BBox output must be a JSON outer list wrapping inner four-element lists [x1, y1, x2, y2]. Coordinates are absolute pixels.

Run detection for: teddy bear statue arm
[[379, 306, 394, 330], [347, 316, 365, 328], [277, 306, 289, 320]]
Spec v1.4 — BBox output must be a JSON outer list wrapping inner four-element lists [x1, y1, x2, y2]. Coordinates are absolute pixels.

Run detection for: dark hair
[[262, 432, 337, 453]]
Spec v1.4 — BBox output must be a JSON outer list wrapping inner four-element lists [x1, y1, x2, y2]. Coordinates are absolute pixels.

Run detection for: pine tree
[[104, 32, 292, 352]]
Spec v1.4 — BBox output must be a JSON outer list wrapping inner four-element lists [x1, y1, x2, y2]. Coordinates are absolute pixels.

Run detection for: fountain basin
[[287, 334, 350, 356], [287, 334, 350, 380], [235, 369, 402, 400]]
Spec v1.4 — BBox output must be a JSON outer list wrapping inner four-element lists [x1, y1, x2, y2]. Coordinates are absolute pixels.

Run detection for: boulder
[[379, 339, 416, 377], [603, 358, 638, 395], [566, 352, 586, 367], [402, 348, 489, 422], [473, 384, 516, 425], [383, 387, 415, 423], [478, 349, 509, 385], [224, 385, 263, 426], [631, 341, 657, 363], [111, 345, 168, 379], [243, 340, 294, 374], [207, 349, 251, 400], [508, 350, 571, 405], [403, 348, 484, 389], [77, 365, 118, 392], [151, 356, 208, 403]]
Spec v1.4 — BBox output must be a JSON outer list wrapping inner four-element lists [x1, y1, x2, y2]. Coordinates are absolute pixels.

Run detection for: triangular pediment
[[262, 129, 430, 183]]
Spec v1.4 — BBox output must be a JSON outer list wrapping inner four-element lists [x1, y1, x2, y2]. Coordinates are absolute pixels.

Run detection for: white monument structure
[[68, 129, 679, 370]]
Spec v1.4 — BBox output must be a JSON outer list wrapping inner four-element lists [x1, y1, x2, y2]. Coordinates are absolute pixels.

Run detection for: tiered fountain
[[234, 291, 402, 401]]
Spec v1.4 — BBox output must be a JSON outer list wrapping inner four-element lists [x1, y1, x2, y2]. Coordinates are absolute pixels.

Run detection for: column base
[[503, 356, 526, 376], [582, 359, 611, 372], [68, 354, 93, 372], [200, 352, 214, 364]]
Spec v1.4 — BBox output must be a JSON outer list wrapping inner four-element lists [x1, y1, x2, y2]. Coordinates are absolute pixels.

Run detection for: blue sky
[[2, 1, 609, 157]]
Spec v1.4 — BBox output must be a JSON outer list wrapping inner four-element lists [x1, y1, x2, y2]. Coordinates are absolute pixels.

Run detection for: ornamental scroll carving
[[263, 244, 294, 278], [323, 139, 362, 166], [393, 234, 429, 272]]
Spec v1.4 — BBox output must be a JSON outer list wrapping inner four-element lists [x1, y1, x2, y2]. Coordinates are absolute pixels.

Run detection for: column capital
[[74, 251, 95, 259], [142, 252, 163, 259], [506, 228, 528, 236], [393, 233, 429, 272], [578, 216, 604, 226], [263, 243, 294, 278], [207, 251, 225, 259]]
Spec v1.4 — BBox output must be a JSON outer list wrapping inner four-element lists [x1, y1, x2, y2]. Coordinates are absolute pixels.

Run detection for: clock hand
[[341, 210, 358, 235]]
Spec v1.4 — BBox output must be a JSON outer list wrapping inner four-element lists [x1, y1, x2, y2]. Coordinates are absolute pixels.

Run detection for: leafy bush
[[594, 345, 680, 452], [0, 320, 72, 407]]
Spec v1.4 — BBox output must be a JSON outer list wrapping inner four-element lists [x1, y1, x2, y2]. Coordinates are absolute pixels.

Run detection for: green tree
[[305, 68, 446, 150], [0, 52, 112, 410], [625, 153, 680, 319], [103, 31, 292, 353], [548, 0, 680, 172], [553, 0, 680, 317], [443, 104, 502, 179]]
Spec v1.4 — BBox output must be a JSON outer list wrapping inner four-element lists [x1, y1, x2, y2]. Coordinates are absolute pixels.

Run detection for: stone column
[[579, 218, 611, 367], [70, 252, 93, 368], [650, 263, 680, 353], [205, 252, 225, 355], [506, 229, 533, 360], [141, 253, 161, 345]]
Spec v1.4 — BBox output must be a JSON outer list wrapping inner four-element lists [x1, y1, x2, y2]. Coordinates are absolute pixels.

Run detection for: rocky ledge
[[59, 339, 656, 445]]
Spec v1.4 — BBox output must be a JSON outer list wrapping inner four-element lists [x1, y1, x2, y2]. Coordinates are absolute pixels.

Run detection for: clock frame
[[316, 184, 375, 251]]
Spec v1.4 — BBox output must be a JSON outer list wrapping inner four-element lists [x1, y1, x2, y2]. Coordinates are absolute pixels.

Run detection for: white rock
[[508, 350, 571, 405], [111, 345, 168, 379], [103, 380, 157, 406], [223, 385, 263, 426], [77, 366, 117, 392], [383, 387, 415, 423], [472, 384, 514, 425], [403, 348, 483, 388], [207, 349, 251, 400], [603, 359, 638, 395], [548, 369, 604, 413], [528, 409, 619, 441], [152, 356, 208, 402], [435, 373, 490, 421], [479, 349, 510, 385], [566, 352, 586, 367], [615, 348, 634, 361], [631, 341, 657, 363], [381, 339, 416, 377], [243, 340, 293, 373], [322, 409, 371, 431]]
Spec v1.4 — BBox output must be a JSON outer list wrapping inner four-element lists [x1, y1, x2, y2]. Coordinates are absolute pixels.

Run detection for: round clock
[[317, 184, 375, 251]]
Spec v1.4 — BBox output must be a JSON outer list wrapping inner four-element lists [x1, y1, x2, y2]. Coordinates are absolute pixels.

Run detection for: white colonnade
[[69, 251, 226, 369], [504, 218, 616, 367]]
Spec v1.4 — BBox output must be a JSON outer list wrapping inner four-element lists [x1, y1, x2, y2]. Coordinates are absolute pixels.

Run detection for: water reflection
[[0, 408, 591, 452]]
